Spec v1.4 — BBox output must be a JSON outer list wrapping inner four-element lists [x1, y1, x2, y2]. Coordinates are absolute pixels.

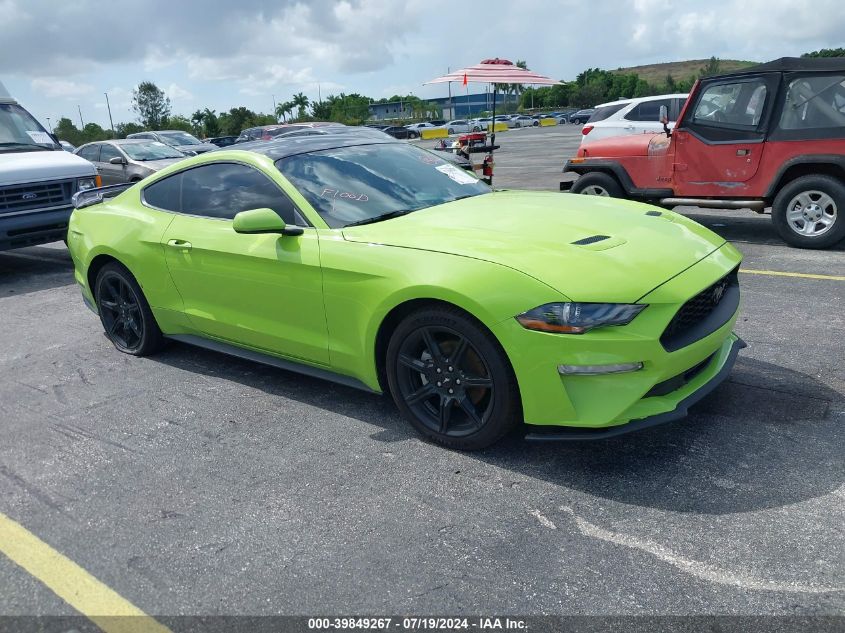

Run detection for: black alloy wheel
[[95, 262, 164, 355], [386, 307, 519, 450]]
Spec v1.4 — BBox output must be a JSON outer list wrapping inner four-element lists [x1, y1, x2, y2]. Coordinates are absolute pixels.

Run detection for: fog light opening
[[558, 362, 644, 375]]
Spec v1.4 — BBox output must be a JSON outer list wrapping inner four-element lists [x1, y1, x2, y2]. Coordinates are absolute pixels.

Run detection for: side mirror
[[232, 208, 303, 236], [658, 105, 672, 138], [109, 156, 127, 165]]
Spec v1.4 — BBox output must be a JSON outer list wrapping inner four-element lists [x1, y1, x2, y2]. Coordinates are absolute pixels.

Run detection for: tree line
[[51, 52, 843, 145]]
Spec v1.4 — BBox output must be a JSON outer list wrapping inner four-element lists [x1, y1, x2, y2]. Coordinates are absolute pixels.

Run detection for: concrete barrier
[[490, 122, 508, 132], [420, 128, 449, 140], [539, 118, 557, 127]]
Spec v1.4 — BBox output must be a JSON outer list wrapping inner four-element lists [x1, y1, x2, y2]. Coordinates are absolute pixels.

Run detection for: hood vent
[[646, 210, 663, 217], [571, 234, 610, 246]]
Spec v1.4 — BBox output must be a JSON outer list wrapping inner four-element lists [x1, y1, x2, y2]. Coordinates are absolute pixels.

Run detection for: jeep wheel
[[772, 175, 845, 249], [570, 172, 624, 198]]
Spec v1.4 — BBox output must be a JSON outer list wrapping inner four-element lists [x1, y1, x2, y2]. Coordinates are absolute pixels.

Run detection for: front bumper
[[492, 242, 744, 433], [524, 335, 745, 440], [0, 206, 72, 250]]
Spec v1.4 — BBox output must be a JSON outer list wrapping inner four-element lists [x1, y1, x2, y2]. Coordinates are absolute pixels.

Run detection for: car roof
[[109, 138, 162, 144], [719, 56, 845, 77], [230, 126, 401, 160], [595, 93, 689, 108]]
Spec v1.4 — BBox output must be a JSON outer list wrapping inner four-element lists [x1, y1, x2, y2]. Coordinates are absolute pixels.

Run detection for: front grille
[[0, 180, 74, 215], [660, 268, 739, 352], [643, 353, 714, 398]]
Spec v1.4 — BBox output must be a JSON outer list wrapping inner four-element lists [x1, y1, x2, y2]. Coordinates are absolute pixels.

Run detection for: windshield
[[158, 131, 201, 145], [0, 104, 59, 152], [122, 141, 185, 160], [277, 143, 490, 228]]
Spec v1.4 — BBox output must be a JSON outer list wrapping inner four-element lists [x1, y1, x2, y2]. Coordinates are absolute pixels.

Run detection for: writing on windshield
[[276, 143, 489, 228]]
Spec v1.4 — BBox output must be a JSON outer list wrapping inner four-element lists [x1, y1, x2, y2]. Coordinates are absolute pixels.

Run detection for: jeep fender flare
[[564, 160, 673, 200], [765, 155, 845, 200]]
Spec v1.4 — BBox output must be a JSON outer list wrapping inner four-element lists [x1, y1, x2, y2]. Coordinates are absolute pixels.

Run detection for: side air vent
[[571, 234, 610, 246], [646, 210, 662, 217]]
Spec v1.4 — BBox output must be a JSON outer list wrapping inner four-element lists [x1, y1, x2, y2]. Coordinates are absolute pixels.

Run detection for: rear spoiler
[[71, 183, 134, 210]]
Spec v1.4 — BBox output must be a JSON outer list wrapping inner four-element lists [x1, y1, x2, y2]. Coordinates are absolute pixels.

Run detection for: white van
[[579, 93, 689, 146], [0, 81, 99, 250]]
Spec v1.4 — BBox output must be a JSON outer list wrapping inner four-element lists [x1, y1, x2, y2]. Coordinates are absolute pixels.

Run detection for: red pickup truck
[[563, 57, 845, 249]]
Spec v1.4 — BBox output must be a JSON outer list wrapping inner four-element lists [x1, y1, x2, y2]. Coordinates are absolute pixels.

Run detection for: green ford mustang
[[67, 130, 744, 450]]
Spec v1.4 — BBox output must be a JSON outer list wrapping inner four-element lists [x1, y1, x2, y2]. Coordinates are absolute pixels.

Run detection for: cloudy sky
[[2, 0, 843, 130]]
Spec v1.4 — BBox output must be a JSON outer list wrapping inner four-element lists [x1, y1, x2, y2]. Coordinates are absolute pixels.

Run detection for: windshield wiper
[[344, 209, 415, 227], [0, 142, 53, 151]]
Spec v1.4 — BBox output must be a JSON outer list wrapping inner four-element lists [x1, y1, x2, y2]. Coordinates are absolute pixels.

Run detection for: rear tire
[[570, 172, 624, 198], [386, 307, 520, 451], [94, 262, 164, 356], [772, 175, 845, 249]]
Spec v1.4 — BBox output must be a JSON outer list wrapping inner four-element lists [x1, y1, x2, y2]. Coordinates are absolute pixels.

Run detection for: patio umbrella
[[425, 58, 562, 184]]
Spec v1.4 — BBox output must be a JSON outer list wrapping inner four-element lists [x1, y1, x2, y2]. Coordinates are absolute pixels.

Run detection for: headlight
[[77, 176, 100, 191], [516, 302, 646, 334]]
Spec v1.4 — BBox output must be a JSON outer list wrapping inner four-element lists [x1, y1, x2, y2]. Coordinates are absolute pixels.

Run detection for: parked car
[[75, 140, 186, 184], [406, 122, 437, 132], [444, 120, 474, 134], [563, 57, 845, 249], [580, 93, 689, 146], [428, 119, 447, 126], [468, 118, 492, 131], [510, 115, 537, 128], [237, 122, 344, 143], [59, 140, 76, 152], [69, 126, 743, 450], [553, 109, 578, 123], [382, 126, 420, 140], [568, 109, 596, 124], [204, 136, 239, 148], [0, 80, 99, 251], [126, 130, 218, 155]]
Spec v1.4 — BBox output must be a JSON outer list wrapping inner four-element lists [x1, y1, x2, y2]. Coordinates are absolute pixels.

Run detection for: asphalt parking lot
[[1, 125, 843, 625]]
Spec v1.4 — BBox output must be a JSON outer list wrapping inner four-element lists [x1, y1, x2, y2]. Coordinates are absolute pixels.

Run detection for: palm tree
[[494, 60, 528, 108], [292, 92, 310, 119]]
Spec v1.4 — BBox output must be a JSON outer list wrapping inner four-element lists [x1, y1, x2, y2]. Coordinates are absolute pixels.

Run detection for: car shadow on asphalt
[[155, 343, 843, 517], [0, 244, 75, 297], [679, 210, 845, 250]]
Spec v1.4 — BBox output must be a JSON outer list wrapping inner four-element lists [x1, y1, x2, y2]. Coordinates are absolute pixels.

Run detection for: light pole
[[104, 92, 115, 137], [77, 105, 84, 129], [46, 117, 52, 133]]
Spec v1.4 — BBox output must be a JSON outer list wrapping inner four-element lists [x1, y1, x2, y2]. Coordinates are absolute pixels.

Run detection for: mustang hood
[[341, 191, 726, 303]]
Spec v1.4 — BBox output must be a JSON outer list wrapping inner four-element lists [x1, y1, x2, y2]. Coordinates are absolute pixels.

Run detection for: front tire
[[448, 128, 455, 135], [386, 307, 520, 450], [772, 175, 845, 249], [570, 172, 624, 198], [94, 262, 164, 356]]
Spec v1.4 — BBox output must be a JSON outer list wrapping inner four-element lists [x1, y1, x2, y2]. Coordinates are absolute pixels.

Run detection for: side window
[[77, 144, 100, 162], [779, 74, 845, 130], [692, 79, 768, 128], [178, 163, 301, 223], [624, 99, 672, 122], [142, 172, 183, 212], [99, 144, 122, 163]]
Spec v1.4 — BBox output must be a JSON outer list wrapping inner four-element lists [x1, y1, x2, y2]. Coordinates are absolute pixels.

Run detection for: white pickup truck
[[0, 81, 99, 250]]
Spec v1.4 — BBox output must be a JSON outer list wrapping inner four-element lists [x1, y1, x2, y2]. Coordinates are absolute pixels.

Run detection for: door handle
[[166, 239, 192, 250]]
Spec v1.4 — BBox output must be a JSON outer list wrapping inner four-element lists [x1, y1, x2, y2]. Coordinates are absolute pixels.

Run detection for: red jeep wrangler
[[563, 57, 845, 249]]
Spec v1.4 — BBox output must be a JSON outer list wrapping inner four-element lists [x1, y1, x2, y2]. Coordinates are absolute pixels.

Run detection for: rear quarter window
[[587, 103, 628, 123]]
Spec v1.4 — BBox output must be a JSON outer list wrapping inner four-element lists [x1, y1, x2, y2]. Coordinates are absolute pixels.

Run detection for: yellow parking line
[[0, 510, 171, 633], [740, 268, 845, 282]]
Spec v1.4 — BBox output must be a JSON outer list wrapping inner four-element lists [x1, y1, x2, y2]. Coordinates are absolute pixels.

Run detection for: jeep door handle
[[166, 239, 192, 250]]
